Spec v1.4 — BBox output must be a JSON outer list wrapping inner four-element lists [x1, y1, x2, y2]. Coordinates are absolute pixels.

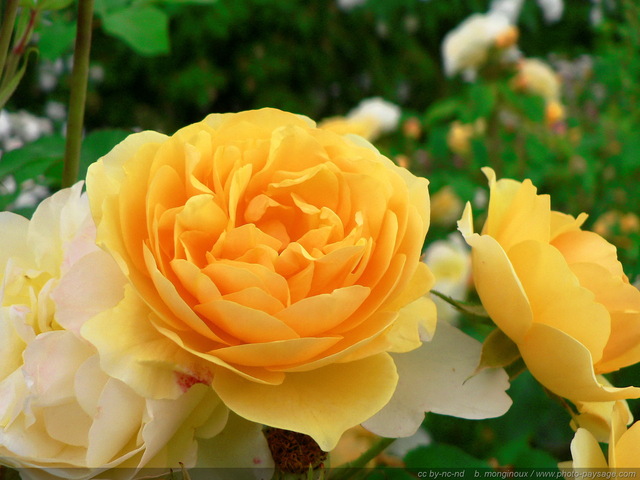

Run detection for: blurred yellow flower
[[430, 185, 465, 226], [514, 58, 562, 102], [459, 167, 640, 402], [85, 108, 435, 451], [447, 120, 485, 155], [545, 100, 565, 126]]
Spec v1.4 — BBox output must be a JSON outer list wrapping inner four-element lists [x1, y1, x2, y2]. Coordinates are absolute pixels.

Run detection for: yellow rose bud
[[545, 100, 565, 126], [459, 167, 640, 403], [430, 185, 465, 226], [494, 25, 519, 49], [447, 121, 475, 155], [567, 402, 640, 468], [85, 108, 435, 450], [513, 58, 562, 102]]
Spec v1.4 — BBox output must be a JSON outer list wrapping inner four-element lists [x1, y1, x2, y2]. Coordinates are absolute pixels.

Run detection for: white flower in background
[[320, 97, 401, 141], [347, 97, 401, 136], [11, 179, 50, 210], [442, 12, 518, 80], [0, 185, 274, 479], [423, 234, 472, 324], [490, 0, 563, 23], [536, 0, 564, 23], [336, 0, 367, 10], [489, 0, 525, 23]]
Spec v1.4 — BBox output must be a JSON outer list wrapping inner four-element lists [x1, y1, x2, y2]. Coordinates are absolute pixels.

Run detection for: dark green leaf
[[404, 444, 490, 469], [101, 6, 170, 56], [36, 18, 76, 60], [0, 135, 66, 179], [0, 48, 38, 110]]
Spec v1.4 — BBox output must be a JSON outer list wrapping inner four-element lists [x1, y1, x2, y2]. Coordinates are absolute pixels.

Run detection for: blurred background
[[2, 0, 640, 472]]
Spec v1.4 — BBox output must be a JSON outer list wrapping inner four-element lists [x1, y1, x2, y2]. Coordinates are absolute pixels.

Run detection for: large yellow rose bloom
[[85, 108, 434, 450], [459, 167, 640, 402]]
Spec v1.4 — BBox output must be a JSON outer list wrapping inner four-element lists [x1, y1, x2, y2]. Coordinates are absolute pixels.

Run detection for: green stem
[[430, 290, 489, 318], [328, 436, 395, 480], [62, 0, 94, 188], [0, 0, 19, 81]]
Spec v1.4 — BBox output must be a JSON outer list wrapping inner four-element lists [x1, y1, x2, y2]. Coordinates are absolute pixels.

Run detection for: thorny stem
[[62, 0, 94, 188]]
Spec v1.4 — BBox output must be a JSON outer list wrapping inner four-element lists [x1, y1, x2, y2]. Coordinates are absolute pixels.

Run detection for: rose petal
[[196, 412, 275, 476], [461, 228, 532, 343], [519, 323, 640, 401], [569, 428, 608, 468], [52, 250, 127, 336], [80, 285, 210, 399], [362, 321, 512, 438], [213, 353, 398, 451]]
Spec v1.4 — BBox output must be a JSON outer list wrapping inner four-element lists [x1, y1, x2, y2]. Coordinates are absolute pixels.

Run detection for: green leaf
[[94, 0, 129, 16], [404, 444, 490, 469], [495, 438, 559, 468], [424, 98, 461, 126], [0, 466, 22, 480], [36, 17, 76, 60], [0, 135, 66, 179], [476, 328, 521, 374], [79, 129, 131, 180], [39, 0, 75, 10], [101, 6, 170, 56], [464, 83, 496, 122], [0, 47, 38, 110], [154, 0, 217, 3]]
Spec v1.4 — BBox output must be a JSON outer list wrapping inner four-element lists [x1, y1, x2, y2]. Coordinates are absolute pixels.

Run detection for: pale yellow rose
[[567, 402, 640, 468], [513, 58, 562, 102], [459, 167, 640, 402], [0, 185, 272, 478], [85, 108, 435, 451]]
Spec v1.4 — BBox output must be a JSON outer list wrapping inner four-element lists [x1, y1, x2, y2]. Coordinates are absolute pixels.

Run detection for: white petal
[[52, 249, 127, 336], [139, 384, 228, 468], [22, 331, 94, 406], [86, 378, 145, 467], [363, 321, 512, 438], [195, 412, 275, 477]]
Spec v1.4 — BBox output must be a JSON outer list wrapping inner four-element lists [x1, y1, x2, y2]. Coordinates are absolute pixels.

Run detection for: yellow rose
[[567, 402, 640, 468], [459, 167, 640, 402], [85, 108, 435, 450]]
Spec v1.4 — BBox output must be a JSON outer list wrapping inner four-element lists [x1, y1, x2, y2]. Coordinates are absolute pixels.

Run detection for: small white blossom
[[441, 12, 515, 79]]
